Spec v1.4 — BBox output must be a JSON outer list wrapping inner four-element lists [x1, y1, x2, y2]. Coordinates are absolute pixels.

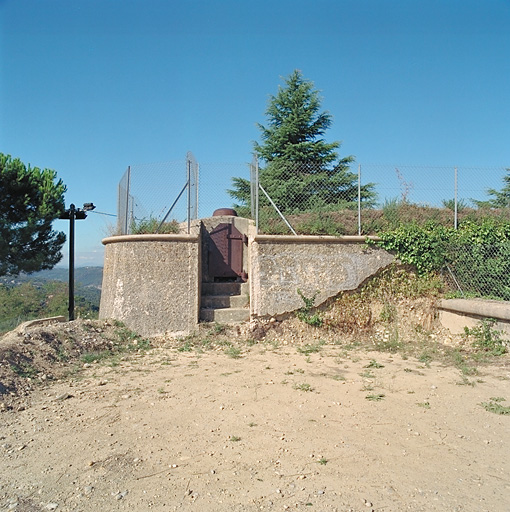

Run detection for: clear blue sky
[[1, 0, 509, 267]]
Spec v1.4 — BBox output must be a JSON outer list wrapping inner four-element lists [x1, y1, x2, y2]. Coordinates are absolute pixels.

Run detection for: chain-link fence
[[248, 161, 510, 236], [117, 154, 249, 236], [116, 155, 509, 299], [117, 153, 199, 235]]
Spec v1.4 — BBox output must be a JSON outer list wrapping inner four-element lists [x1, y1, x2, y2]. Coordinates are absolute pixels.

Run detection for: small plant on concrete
[[296, 289, 323, 327]]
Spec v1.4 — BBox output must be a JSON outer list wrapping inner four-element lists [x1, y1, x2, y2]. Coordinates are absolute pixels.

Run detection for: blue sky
[[1, 0, 509, 267]]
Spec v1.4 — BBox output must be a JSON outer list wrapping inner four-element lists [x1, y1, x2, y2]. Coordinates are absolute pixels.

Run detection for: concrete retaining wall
[[99, 234, 200, 337], [250, 235, 394, 317], [439, 298, 510, 339]]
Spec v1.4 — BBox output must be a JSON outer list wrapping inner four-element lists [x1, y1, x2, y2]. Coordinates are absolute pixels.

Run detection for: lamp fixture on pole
[[59, 203, 96, 321]]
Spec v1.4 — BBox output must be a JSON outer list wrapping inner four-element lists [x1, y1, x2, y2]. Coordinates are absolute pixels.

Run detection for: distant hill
[[0, 266, 103, 289]]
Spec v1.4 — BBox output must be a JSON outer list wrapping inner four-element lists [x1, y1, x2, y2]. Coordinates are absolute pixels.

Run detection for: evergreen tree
[[0, 153, 67, 276], [473, 169, 510, 208], [229, 70, 375, 213]]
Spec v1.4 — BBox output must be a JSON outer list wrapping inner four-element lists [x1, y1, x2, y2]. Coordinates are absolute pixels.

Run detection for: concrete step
[[201, 282, 249, 297], [200, 307, 250, 323], [201, 294, 249, 309]]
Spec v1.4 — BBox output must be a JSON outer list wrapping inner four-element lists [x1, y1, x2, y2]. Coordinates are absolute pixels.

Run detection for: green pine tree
[[229, 70, 375, 214], [0, 153, 67, 276], [473, 169, 510, 208]]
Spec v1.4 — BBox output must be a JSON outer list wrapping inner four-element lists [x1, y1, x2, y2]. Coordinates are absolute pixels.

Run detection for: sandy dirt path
[[1, 343, 510, 512]]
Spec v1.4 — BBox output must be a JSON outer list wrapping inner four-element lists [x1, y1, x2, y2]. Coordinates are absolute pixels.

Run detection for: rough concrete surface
[[250, 237, 394, 317], [100, 236, 200, 337]]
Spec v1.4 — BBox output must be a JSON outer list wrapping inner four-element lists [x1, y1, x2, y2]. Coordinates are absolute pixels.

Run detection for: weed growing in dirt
[[479, 397, 510, 415], [229, 435, 242, 442], [464, 319, 507, 356], [456, 375, 476, 387], [297, 342, 323, 355], [365, 359, 384, 369], [317, 457, 328, 465], [293, 382, 314, 392], [225, 346, 242, 359], [365, 393, 385, 401], [417, 401, 431, 409], [10, 361, 37, 378]]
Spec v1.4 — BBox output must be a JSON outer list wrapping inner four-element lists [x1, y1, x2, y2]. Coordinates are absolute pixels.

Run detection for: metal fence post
[[358, 163, 362, 236], [125, 166, 131, 234], [187, 157, 191, 234], [255, 157, 259, 234], [454, 166, 458, 229]]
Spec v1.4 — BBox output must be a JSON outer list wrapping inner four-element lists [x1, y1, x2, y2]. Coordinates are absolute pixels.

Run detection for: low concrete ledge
[[253, 234, 381, 244], [102, 234, 199, 245], [15, 316, 66, 334], [439, 299, 510, 321], [439, 298, 510, 338]]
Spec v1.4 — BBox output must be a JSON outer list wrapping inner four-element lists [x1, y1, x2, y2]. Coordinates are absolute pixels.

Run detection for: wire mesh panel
[[198, 161, 252, 219], [444, 243, 510, 300], [117, 160, 187, 235], [187, 151, 199, 222], [247, 161, 510, 236]]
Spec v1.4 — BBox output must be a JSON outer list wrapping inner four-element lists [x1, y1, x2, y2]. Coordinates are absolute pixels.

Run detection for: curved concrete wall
[[99, 234, 200, 337]]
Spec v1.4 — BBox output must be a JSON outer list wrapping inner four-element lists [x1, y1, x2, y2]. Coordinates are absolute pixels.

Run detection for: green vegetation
[[130, 217, 179, 234], [365, 393, 385, 401], [296, 289, 323, 327], [371, 219, 510, 300], [0, 280, 99, 334], [293, 382, 314, 392], [364, 359, 384, 369], [463, 318, 507, 356], [473, 169, 510, 208], [229, 70, 375, 215], [479, 397, 510, 415], [0, 153, 67, 276]]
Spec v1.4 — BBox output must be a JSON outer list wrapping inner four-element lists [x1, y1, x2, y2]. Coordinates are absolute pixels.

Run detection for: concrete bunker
[[99, 213, 396, 337]]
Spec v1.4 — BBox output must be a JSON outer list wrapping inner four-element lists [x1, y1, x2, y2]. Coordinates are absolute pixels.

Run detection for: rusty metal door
[[208, 223, 246, 281]]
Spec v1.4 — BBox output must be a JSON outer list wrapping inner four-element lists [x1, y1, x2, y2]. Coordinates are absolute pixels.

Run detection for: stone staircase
[[200, 281, 250, 323]]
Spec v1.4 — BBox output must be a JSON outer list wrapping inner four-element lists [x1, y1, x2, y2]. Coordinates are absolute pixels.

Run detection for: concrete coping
[[102, 234, 200, 245], [439, 298, 510, 322], [15, 316, 67, 334], [252, 234, 381, 244]]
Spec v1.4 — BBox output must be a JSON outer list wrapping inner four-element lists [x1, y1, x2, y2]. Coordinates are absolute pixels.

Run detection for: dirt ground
[[1, 318, 510, 512]]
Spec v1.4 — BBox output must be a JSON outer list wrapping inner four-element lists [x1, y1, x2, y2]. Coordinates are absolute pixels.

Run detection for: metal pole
[[255, 158, 259, 235], [358, 163, 362, 236], [196, 162, 199, 220], [68, 204, 76, 321], [187, 158, 191, 234], [454, 166, 458, 229], [125, 166, 131, 234], [259, 184, 297, 235]]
